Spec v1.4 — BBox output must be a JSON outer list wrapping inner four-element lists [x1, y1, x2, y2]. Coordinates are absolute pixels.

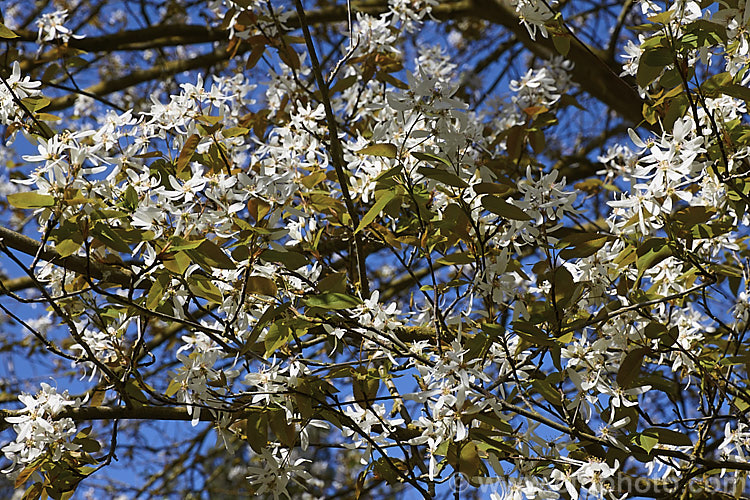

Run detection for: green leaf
[[330, 75, 358, 94], [260, 249, 308, 270], [264, 322, 291, 355], [146, 274, 169, 310], [246, 302, 291, 345], [411, 151, 452, 167], [221, 127, 249, 138], [447, 441, 483, 477], [245, 410, 269, 453], [552, 34, 570, 57], [558, 232, 609, 259], [531, 378, 562, 406], [436, 252, 474, 265], [352, 367, 379, 405], [473, 182, 513, 195], [651, 428, 693, 447], [269, 409, 296, 447], [637, 428, 692, 452], [123, 380, 147, 406], [417, 166, 468, 188], [636, 429, 659, 453], [0, 23, 19, 39], [55, 238, 83, 258], [188, 275, 224, 304], [482, 195, 532, 221], [552, 266, 575, 308], [636, 238, 672, 281], [165, 379, 182, 397], [122, 185, 139, 212], [357, 143, 398, 158], [636, 47, 670, 88], [22, 483, 44, 500], [304, 292, 362, 310], [7, 192, 55, 209], [355, 190, 396, 233], [168, 236, 204, 252], [190, 240, 236, 269], [21, 96, 50, 112], [701, 72, 733, 97], [77, 437, 101, 453], [92, 222, 132, 253], [720, 83, 750, 102], [513, 321, 554, 346], [317, 272, 348, 293], [617, 347, 648, 388], [162, 251, 191, 275], [685, 19, 727, 46]]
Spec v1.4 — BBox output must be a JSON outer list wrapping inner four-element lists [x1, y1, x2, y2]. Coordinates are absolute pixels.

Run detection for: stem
[[294, 0, 369, 297]]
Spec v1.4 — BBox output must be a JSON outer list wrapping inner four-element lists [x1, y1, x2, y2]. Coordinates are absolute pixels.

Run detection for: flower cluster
[[245, 445, 312, 498], [509, 57, 573, 111], [2, 383, 82, 476], [35, 9, 84, 44], [512, 0, 554, 40], [0, 62, 41, 128]]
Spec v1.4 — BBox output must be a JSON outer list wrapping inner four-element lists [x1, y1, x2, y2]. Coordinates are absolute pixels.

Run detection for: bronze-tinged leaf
[[15, 462, 42, 488], [176, 134, 200, 174], [246, 276, 277, 296], [357, 143, 398, 158]]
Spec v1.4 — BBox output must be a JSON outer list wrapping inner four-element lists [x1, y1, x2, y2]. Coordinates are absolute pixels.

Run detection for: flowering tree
[[0, 0, 750, 498]]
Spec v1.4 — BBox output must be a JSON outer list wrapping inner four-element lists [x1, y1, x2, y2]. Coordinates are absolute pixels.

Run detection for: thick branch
[[0, 226, 136, 288], [0, 276, 35, 295], [0, 405, 255, 425], [300, 0, 646, 125], [20, 0, 646, 125], [13, 25, 226, 53], [46, 47, 234, 111]]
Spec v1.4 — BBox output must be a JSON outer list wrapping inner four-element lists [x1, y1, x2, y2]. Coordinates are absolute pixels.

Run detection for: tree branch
[[45, 47, 234, 111], [0, 225, 136, 288]]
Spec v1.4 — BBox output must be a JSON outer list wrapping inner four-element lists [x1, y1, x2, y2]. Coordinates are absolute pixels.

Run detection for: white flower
[[36, 9, 84, 44], [512, 0, 554, 40], [6, 62, 42, 100], [572, 459, 620, 498], [550, 467, 579, 499], [245, 445, 312, 499], [1, 383, 81, 475]]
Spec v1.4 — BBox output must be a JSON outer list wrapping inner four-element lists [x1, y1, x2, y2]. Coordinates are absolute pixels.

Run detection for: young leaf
[[357, 143, 398, 158], [417, 167, 468, 188], [0, 23, 19, 39], [245, 276, 277, 296], [176, 134, 200, 174], [7, 192, 55, 209], [304, 292, 362, 310], [192, 240, 236, 269], [245, 411, 269, 453], [355, 190, 395, 233], [482, 195, 532, 221], [617, 347, 648, 388]]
